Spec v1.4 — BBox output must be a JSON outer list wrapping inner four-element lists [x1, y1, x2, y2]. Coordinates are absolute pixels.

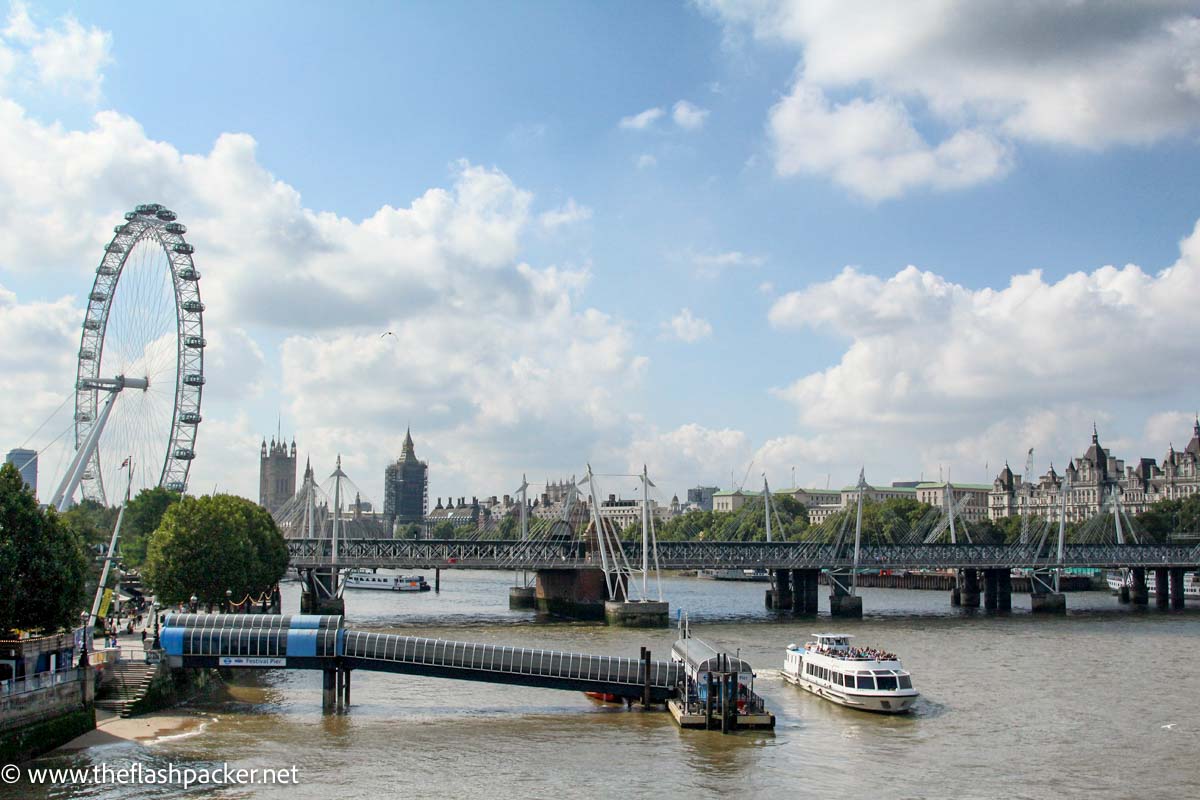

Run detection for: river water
[[8, 571, 1199, 799]]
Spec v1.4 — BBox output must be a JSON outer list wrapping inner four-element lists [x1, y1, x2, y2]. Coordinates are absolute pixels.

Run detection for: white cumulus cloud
[[662, 308, 713, 343], [701, 0, 1200, 198], [672, 100, 709, 130], [619, 107, 664, 130], [538, 197, 592, 230], [2, 2, 111, 102]]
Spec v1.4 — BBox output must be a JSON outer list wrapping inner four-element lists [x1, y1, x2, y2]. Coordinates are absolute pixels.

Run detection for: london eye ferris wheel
[[64, 203, 205, 506]]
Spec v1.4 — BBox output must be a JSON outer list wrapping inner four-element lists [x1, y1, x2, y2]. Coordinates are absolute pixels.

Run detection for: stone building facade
[[258, 436, 296, 514], [989, 421, 1200, 523]]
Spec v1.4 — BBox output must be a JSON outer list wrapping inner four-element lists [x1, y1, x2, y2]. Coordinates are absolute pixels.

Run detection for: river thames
[[7, 572, 1198, 799]]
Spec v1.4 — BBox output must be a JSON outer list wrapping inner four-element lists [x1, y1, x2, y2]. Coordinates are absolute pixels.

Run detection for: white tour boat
[[782, 633, 918, 714], [345, 571, 431, 592], [1106, 570, 1200, 597]]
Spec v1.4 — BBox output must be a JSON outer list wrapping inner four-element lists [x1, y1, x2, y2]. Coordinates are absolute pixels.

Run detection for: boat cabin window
[[876, 674, 898, 690], [898, 675, 913, 689], [856, 674, 875, 690]]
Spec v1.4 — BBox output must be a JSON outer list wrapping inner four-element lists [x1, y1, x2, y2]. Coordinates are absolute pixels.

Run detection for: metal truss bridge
[[287, 538, 1200, 571]]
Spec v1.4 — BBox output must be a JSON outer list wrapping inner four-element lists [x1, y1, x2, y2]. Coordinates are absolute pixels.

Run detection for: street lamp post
[[78, 611, 90, 668], [224, 589, 232, 613], [151, 603, 160, 649], [189, 594, 198, 613]]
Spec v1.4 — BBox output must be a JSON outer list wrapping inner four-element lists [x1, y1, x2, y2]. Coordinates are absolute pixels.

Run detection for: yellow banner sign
[[97, 588, 113, 619]]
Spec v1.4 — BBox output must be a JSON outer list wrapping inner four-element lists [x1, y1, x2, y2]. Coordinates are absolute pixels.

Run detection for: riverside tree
[[143, 494, 289, 607], [0, 462, 89, 636]]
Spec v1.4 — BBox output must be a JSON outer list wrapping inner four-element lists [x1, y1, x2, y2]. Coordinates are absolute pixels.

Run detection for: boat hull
[[782, 671, 918, 714]]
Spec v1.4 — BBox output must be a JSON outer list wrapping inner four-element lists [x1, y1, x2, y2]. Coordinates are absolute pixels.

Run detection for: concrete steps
[[95, 661, 158, 717]]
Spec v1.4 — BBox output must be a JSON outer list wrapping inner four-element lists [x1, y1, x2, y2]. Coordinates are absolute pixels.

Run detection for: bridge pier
[[827, 570, 862, 619], [1130, 567, 1149, 606], [1169, 567, 1186, 610], [509, 583, 537, 610], [792, 569, 819, 616], [957, 569, 980, 608], [300, 567, 345, 615], [535, 568, 610, 621], [605, 600, 670, 627], [983, 569, 999, 610], [997, 569, 1012, 611], [1031, 591, 1066, 613], [1155, 567, 1170, 610], [765, 568, 792, 610]]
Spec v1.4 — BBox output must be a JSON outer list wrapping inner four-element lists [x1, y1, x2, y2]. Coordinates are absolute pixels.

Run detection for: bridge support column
[[1169, 568, 1186, 610], [983, 569, 1001, 611], [342, 668, 351, 706], [791, 569, 819, 616], [535, 569, 609, 621], [996, 569, 1012, 612], [1130, 567, 1149, 606], [605, 600, 670, 627], [509, 585, 536, 610], [958, 569, 980, 608], [766, 569, 792, 611], [300, 568, 345, 615], [1154, 567, 1170, 610], [828, 570, 862, 619], [1031, 591, 1066, 613], [435, 568, 441, 593]]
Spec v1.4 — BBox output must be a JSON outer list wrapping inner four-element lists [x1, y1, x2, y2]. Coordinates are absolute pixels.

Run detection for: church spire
[[402, 426, 416, 460]]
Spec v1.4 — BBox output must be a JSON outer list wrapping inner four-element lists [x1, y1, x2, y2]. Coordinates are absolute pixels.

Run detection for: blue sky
[[3, 1, 1200, 505]]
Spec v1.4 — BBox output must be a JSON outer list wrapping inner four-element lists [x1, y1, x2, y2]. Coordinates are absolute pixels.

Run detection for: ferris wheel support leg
[[51, 389, 119, 511]]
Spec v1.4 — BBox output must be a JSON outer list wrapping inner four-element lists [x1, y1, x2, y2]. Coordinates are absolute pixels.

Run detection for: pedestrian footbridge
[[160, 613, 683, 705]]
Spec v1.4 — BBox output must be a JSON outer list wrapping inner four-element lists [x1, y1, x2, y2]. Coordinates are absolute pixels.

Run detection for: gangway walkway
[[160, 614, 683, 702]]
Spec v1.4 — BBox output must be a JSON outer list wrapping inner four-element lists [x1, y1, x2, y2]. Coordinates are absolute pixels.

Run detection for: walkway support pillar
[[343, 668, 351, 705], [1169, 568, 1186, 610], [435, 568, 441, 593], [1154, 567, 1170, 610], [1130, 567, 1149, 606], [322, 669, 336, 710]]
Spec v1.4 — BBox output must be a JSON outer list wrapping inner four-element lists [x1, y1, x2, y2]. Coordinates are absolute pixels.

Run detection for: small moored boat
[[782, 633, 918, 714]]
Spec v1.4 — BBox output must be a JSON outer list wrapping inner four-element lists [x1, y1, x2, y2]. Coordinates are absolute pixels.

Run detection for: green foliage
[[120, 487, 181, 567], [1135, 494, 1200, 543], [59, 499, 119, 551], [497, 515, 519, 538], [654, 495, 811, 542], [0, 462, 89, 635], [816, 498, 935, 544], [430, 520, 458, 539], [143, 494, 289, 606]]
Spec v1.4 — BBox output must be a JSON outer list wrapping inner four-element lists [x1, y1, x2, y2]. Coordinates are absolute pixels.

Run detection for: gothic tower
[[383, 427, 429, 532], [259, 436, 297, 514]]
